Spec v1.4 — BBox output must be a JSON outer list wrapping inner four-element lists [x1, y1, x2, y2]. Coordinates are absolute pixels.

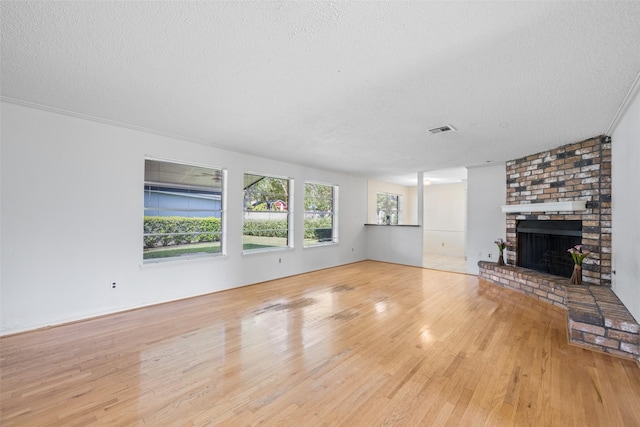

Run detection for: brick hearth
[[478, 261, 567, 307], [567, 285, 640, 360], [479, 261, 639, 361]]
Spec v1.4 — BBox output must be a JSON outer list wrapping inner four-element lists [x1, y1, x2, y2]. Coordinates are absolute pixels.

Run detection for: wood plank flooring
[[2, 261, 639, 426]]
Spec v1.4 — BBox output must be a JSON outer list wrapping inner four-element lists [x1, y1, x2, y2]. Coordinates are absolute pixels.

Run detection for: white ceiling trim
[[0, 96, 213, 147], [606, 70, 640, 136]]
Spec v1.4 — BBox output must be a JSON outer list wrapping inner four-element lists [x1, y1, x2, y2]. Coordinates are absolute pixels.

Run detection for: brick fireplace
[[478, 136, 640, 361], [504, 135, 611, 287]]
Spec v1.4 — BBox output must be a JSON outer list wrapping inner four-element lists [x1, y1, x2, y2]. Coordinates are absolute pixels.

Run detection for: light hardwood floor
[[2, 261, 639, 426]]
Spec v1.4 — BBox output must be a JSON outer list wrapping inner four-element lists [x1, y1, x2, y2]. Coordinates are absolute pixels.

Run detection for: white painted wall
[[406, 186, 417, 226], [366, 225, 423, 268], [423, 182, 467, 257], [611, 85, 640, 321], [466, 164, 506, 275], [367, 180, 417, 225], [365, 176, 424, 267], [0, 102, 368, 335]]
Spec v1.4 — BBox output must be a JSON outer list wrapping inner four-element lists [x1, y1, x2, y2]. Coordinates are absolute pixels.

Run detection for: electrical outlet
[[488, 253, 492, 259], [278, 258, 282, 263], [111, 282, 117, 289]]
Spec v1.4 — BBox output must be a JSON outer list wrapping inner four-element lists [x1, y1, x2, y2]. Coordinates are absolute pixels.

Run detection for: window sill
[[304, 241, 338, 249], [364, 223, 420, 227], [242, 246, 293, 256], [140, 253, 224, 269]]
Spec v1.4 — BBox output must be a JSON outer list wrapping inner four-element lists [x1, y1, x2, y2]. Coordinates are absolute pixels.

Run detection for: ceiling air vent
[[428, 124, 457, 134]]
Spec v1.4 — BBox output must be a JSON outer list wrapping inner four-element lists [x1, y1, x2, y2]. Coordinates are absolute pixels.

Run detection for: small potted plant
[[494, 238, 511, 266], [568, 244, 590, 285]]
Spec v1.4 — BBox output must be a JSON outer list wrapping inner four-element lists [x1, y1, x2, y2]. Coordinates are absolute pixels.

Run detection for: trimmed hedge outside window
[[243, 173, 291, 252], [144, 158, 224, 261], [304, 182, 337, 246]]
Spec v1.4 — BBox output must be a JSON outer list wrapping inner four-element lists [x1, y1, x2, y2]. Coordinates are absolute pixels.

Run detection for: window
[[377, 192, 399, 225], [143, 158, 224, 262], [243, 173, 291, 252], [304, 182, 337, 246]]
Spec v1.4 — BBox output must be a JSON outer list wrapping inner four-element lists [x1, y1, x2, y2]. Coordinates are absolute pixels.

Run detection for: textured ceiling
[[2, 1, 640, 185]]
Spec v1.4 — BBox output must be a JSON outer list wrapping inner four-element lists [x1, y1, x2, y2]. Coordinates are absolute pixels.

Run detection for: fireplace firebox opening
[[517, 220, 582, 278]]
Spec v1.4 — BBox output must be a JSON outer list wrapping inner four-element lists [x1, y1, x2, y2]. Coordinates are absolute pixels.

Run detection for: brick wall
[[504, 136, 612, 286]]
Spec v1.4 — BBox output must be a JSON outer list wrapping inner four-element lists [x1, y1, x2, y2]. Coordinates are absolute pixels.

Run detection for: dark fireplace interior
[[517, 220, 582, 278]]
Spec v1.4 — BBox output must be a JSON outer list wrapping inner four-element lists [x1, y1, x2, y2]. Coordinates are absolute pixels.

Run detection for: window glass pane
[[376, 192, 399, 225], [144, 159, 223, 262], [243, 174, 290, 251], [304, 182, 337, 246]]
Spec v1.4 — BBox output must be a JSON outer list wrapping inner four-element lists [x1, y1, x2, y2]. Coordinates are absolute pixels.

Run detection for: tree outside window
[[304, 182, 337, 246], [243, 173, 291, 251], [377, 192, 399, 225]]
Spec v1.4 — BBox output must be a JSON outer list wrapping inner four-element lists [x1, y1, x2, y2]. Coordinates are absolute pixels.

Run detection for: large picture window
[[144, 158, 224, 262], [243, 173, 291, 252], [377, 192, 399, 225], [304, 182, 337, 246]]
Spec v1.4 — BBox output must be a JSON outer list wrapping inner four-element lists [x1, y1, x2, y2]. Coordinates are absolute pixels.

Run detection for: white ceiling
[[423, 167, 468, 186], [2, 1, 640, 186]]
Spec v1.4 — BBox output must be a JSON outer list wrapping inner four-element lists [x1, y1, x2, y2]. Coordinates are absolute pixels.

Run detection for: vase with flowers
[[494, 238, 511, 266], [567, 244, 590, 285]]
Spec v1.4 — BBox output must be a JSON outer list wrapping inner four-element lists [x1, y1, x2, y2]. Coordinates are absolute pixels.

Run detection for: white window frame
[[376, 192, 399, 225], [143, 157, 226, 264], [304, 181, 338, 247], [242, 172, 293, 254]]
